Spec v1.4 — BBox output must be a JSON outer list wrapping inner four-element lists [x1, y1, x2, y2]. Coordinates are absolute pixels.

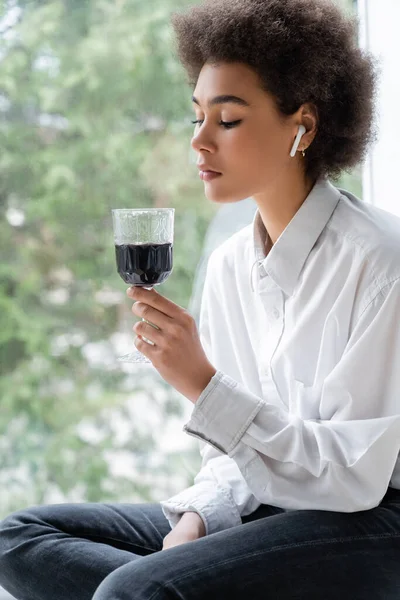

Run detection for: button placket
[[258, 287, 285, 400]]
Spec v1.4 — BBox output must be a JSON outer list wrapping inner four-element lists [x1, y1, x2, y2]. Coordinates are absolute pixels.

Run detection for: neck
[[253, 171, 316, 246]]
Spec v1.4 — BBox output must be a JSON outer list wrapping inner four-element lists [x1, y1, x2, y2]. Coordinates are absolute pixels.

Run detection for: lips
[[197, 165, 222, 174], [199, 171, 222, 182]]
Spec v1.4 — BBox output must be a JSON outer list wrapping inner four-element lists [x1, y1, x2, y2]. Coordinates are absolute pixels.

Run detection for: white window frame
[[358, 0, 400, 213]]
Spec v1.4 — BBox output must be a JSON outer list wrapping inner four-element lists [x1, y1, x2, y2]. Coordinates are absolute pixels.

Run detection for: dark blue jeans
[[1, 487, 400, 600]]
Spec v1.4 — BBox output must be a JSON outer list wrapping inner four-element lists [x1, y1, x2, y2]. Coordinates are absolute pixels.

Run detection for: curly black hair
[[171, 0, 379, 182]]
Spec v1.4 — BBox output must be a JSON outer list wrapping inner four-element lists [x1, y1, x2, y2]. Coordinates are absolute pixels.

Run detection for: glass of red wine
[[112, 208, 175, 363]]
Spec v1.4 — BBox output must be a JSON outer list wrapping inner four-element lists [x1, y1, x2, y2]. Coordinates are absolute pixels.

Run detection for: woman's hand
[[162, 512, 206, 551], [127, 286, 217, 404]]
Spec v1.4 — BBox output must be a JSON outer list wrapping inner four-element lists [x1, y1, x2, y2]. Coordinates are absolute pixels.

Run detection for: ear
[[298, 103, 319, 147]]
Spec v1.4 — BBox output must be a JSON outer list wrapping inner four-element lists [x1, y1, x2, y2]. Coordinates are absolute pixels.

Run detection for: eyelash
[[191, 119, 242, 130]]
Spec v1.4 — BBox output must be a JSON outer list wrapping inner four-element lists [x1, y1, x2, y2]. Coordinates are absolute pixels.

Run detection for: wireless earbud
[[290, 125, 306, 157]]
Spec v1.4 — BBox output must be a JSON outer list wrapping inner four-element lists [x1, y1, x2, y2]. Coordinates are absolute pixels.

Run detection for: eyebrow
[[192, 94, 250, 108]]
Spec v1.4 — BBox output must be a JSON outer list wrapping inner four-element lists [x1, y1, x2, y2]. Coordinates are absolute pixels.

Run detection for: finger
[[132, 302, 171, 330], [127, 286, 183, 320], [133, 320, 163, 345], [134, 335, 154, 357]]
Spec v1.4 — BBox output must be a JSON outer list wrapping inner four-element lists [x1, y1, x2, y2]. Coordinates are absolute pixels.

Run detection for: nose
[[191, 123, 216, 155]]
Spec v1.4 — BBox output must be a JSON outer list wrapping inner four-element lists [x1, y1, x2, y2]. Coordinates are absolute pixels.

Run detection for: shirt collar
[[251, 177, 342, 296]]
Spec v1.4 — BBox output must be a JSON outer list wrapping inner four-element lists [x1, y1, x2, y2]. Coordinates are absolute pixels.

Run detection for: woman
[[1, 0, 400, 599]]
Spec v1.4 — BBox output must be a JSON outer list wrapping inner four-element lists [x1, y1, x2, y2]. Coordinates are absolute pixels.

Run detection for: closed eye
[[191, 119, 242, 130]]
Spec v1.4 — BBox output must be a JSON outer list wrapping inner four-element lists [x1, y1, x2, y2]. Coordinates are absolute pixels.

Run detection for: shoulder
[[327, 188, 400, 288]]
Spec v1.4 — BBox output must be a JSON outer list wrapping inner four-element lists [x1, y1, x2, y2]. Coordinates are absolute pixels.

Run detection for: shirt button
[[273, 308, 280, 319]]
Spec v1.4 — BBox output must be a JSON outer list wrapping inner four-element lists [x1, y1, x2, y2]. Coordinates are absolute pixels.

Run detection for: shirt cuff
[[183, 370, 265, 454], [159, 480, 242, 536]]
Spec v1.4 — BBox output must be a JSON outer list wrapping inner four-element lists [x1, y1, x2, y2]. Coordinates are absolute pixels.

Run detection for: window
[[358, 0, 400, 213]]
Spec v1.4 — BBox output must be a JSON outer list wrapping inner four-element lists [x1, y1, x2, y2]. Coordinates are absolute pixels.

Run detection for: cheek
[[231, 136, 280, 183], [219, 135, 256, 176], [245, 126, 291, 173]]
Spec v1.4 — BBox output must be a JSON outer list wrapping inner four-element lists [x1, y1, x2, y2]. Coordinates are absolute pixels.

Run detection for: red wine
[[115, 243, 173, 286]]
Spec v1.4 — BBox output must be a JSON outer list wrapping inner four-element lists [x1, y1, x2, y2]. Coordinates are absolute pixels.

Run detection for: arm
[[183, 278, 400, 513]]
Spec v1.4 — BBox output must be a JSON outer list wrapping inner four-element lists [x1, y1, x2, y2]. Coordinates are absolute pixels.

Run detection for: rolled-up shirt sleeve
[[183, 279, 400, 513], [159, 479, 241, 537], [159, 445, 261, 536]]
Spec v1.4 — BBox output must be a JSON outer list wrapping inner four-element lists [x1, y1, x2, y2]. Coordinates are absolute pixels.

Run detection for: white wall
[[358, 0, 400, 213]]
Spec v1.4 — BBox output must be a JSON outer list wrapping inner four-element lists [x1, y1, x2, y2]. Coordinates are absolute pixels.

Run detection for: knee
[[0, 507, 40, 578], [0, 510, 23, 586], [0, 509, 23, 551]]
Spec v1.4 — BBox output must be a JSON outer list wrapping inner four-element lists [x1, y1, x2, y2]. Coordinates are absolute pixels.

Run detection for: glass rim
[[111, 208, 175, 214]]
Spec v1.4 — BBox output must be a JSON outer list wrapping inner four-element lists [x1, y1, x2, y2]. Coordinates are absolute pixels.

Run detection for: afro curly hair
[[171, 0, 379, 182]]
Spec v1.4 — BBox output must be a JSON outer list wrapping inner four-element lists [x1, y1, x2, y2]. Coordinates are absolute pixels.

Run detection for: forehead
[[193, 62, 262, 101]]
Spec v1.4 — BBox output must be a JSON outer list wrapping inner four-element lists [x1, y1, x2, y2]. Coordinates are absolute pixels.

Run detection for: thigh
[[93, 491, 400, 600], [1, 501, 172, 556]]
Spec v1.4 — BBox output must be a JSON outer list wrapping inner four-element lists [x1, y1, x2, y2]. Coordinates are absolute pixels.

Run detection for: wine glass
[[112, 208, 175, 363]]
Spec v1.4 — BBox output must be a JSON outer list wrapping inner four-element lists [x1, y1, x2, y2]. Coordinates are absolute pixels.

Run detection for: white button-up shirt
[[160, 177, 400, 536]]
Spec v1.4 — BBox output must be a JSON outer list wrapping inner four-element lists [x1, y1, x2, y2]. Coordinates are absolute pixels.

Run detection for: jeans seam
[[147, 532, 400, 600], [74, 531, 157, 553]]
